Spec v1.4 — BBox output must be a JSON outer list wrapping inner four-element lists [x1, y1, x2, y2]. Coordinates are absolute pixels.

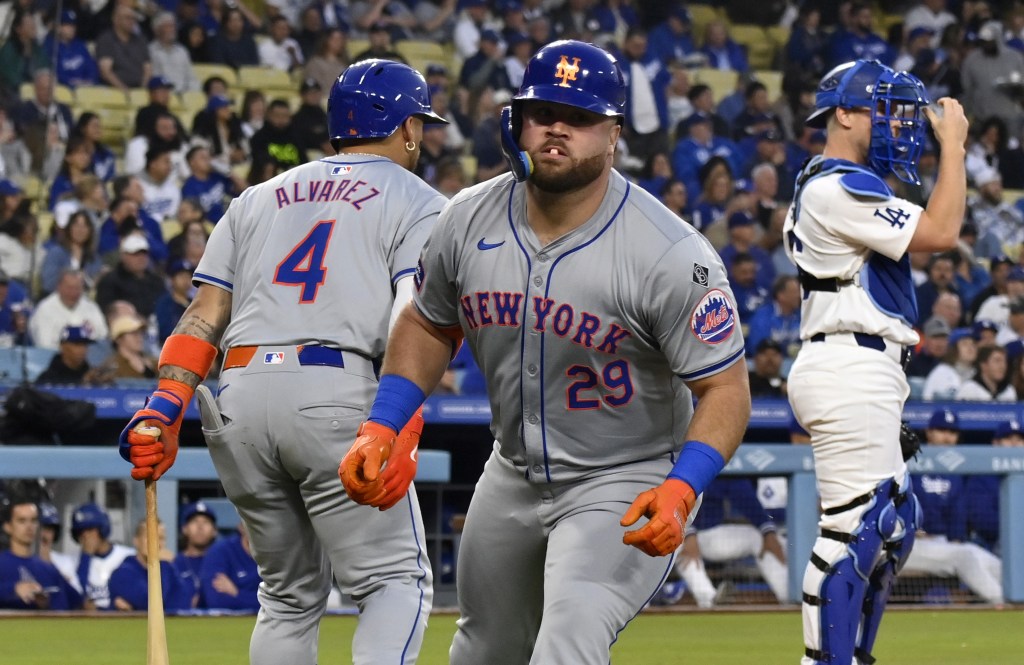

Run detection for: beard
[[528, 150, 607, 194]]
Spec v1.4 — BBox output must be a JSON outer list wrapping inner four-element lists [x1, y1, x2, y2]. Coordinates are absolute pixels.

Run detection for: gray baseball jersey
[[195, 155, 443, 358], [193, 154, 445, 665], [414, 169, 745, 482]]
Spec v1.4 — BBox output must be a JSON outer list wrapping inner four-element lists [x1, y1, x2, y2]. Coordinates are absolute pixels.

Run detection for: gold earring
[[405, 141, 416, 152]]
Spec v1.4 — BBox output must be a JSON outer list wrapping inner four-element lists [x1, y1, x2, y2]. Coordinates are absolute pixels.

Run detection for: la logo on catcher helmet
[[690, 289, 736, 344], [555, 55, 581, 87]]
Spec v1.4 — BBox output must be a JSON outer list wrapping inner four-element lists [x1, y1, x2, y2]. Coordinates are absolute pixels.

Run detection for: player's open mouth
[[539, 144, 568, 157]]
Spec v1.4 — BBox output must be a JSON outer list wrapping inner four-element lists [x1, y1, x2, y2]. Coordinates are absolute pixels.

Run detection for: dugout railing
[[1, 444, 1022, 604]]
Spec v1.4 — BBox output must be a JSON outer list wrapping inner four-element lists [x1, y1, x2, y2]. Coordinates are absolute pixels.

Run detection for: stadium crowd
[[3, 0, 1024, 609]]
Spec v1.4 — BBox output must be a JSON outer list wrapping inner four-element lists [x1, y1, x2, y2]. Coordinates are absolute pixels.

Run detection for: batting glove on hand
[[368, 408, 424, 511], [119, 379, 193, 481], [620, 479, 697, 557], [339, 421, 397, 505]]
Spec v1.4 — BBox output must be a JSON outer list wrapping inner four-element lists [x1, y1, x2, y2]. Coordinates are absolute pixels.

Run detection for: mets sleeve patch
[[690, 289, 736, 344]]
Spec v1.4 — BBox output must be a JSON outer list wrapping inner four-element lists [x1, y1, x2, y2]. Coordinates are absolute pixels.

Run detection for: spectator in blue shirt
[[1, 500, 75, 610], [671, 114, 740, 204], [745, 275, 801, 357], [201, 522, 261, 612], [902, 409, 1004, 604], [0, 269, 31, 347], [728, 252, 770, 326], [647, 6, 695, 65], [75, 112, 118, 183], [719, 211, 775, 291], [459, 30, 513, 96], [916, 252, 960, 327], [155, 259, 195, 343], [620, 27, 671, 159], [699, 19, 749, 73], [785, 5, 827, 81], [44, 11, 99, 88], [181, 145, 237, 224], [173, 501, 219, 609], [826, 1, 895, 68], [108, 518, 192, 612], [967, 420, 1024, 553]]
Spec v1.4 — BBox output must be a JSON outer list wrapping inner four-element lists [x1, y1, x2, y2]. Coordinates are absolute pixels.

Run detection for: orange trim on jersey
[[159, 334, 218, 379]]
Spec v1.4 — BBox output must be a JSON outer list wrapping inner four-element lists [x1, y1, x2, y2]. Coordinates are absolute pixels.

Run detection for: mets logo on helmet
[[555, 55, 581, 87], [690, 289, 736, 344]]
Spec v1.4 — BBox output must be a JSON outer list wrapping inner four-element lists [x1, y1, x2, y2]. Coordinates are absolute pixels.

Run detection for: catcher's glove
[[899, 421, 921, 462]]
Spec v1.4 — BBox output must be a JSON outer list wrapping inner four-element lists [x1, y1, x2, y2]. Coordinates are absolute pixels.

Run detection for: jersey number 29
[[274, 220, 336, 303], [566, 359, 634, 410]]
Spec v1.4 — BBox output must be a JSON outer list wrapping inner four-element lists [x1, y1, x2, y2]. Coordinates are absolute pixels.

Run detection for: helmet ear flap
[[500, 105, 533, 182]]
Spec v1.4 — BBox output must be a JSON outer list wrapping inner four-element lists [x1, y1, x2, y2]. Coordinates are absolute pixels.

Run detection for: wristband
[[159, 334, 218, 379], [667, 440, 726, 496], [368, 374, 426, 432]]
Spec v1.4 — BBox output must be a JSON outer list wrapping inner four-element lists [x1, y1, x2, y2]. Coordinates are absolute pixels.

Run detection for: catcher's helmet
[[805, 59, 930, 185], [71, 502, 110, 542], [328, 59, 447, 143], [501, 39, 626, 181]]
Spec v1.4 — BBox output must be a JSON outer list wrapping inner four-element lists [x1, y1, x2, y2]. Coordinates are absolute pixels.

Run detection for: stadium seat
[[178, 90, 208, 118], [691, 67, 739, 104], [766, 26, 791, 53], [196, 497, 241, 530], [92, 107, 131, 151], [192, 63, 239, 88], [753, 69, 784, 103], [126, 87, 149, 110], [18, 82, 74, 105], [730, 24, 775, 70], [74, 85, 129, 109], [237, 66, 296, 98], [19, 175, 44, 204], [689, 4, 723, 47], [0, 347, 58, 382], [161, 218, 182, 242], [347, 39, 370, 60], [397, 40, 450, 73]]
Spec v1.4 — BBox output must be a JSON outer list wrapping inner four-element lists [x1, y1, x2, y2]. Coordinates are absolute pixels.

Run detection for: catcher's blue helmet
[[328, 59, 447, 143], [806, 59, 930, 185], [71, 502, 110, 542], [501, 39, 626, 181]]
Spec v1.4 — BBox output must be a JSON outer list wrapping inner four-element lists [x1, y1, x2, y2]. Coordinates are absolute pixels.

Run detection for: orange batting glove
[[620, 479, 697, 557], [339, 420, 396, 505], [369, 407, 424, 511], [119, 379, 194, 481]]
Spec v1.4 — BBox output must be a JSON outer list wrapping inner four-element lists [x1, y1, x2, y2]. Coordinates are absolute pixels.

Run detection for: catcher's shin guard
[[856, 474, 920, 665], [802, 478, 900, 665]]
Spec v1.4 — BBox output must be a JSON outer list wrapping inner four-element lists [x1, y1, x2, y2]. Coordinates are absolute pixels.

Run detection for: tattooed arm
[[159, 284, 233, 389]]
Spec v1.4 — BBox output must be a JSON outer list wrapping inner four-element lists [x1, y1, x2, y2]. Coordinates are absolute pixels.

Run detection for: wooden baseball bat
[[139, 425, 170, 665]]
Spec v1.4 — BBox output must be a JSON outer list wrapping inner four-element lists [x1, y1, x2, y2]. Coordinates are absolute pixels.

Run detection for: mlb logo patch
[[264, 352, 285, 365], [690, 289, 736, 344], [331, 165, 353, 175], [414, 258, 425, 291]]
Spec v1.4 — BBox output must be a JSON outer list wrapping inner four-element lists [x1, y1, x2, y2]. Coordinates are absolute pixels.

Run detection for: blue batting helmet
[[328, 59, 447, 143], [71, 502, 110, 542], [500, 39, 626, 181], [805, 59, 930, 185]]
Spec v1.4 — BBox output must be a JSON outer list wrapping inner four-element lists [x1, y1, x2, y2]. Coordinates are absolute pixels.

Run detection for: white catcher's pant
[[675, 525, 789, 605], [788, 341, 910, 665], [902, 535, 1003, 603]]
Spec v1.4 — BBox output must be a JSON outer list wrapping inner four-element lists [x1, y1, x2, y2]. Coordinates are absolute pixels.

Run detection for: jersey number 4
[[274, 220, 335, 303], [566, 359, 634, 410]]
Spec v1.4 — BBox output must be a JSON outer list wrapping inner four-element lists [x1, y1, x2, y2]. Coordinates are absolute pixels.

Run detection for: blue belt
[[810, 332, 912, 370]]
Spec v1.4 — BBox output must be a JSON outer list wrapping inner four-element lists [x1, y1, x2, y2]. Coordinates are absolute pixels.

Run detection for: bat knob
[[135, 425, 161, 438]]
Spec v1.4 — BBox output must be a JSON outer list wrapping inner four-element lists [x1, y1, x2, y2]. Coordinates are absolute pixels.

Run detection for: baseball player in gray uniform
[[784, 60, 968, 665], [340, 40, 751, 663], [119, 60, 449, 665]]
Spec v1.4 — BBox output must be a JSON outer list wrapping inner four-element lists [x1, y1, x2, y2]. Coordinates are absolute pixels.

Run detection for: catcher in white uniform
[[784, 59, 968, 664]]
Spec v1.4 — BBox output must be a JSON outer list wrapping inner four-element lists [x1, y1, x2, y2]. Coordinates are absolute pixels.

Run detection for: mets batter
[[340, 40, 751, 663], [119, 60, 448, 664], [783, 60, 968, 664]]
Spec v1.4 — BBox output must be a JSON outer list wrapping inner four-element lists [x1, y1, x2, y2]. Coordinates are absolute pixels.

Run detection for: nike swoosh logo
[[477, 238, 505, 250]]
